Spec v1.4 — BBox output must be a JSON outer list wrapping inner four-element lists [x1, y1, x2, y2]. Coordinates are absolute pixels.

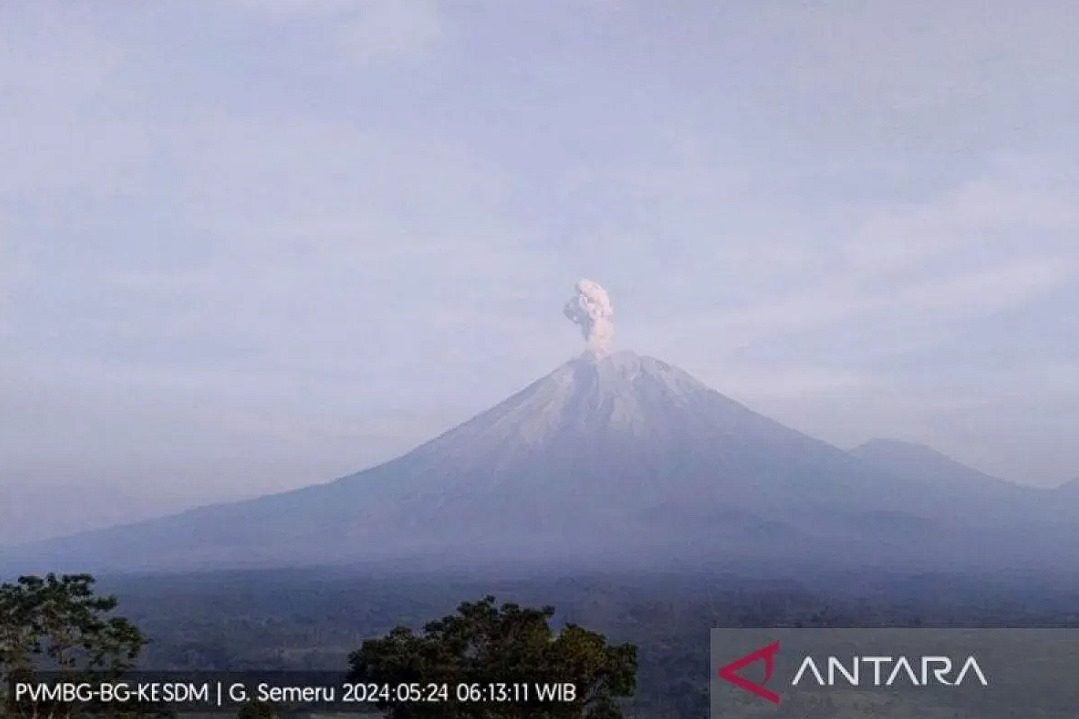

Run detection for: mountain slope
[[5, 352, 1076, 574], [849, 439, 1014, 491], [1058, 477, 1079, 495], [848, 438, 1069, 527]]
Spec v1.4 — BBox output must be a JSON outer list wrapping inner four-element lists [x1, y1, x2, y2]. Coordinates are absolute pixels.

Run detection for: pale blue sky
[[2, 0, 1078, 543]]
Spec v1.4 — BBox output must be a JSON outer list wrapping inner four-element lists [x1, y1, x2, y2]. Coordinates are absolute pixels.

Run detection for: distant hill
[[849, 438, 1016, 491], [0, 481, 209, 547], [4, 351, 1076, 575], [1057, 477, 1079, 494], [846, 438, 1060, 523]]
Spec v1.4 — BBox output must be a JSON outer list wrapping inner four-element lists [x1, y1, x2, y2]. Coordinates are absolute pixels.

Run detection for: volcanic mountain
[[5, 351, 1075, 574]]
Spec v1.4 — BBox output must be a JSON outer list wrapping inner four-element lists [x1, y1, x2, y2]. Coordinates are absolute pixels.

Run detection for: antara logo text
[[718, 642, 988, 705]]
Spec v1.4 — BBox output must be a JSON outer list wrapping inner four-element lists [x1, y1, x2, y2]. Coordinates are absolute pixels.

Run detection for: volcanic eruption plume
[[564, 279, 614, 355]]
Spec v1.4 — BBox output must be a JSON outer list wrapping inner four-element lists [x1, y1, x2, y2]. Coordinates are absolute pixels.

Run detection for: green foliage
[[94, 568, 1079, 719], [348, 596, 637, 719], [0, 573, 149, 719], [0, 574, 145, 675], [236, 700, 278, 719]]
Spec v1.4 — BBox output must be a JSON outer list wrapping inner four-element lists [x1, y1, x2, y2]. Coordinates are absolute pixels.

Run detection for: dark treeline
[[2, 574, 638, 719], [84, 567, 1079, 719]]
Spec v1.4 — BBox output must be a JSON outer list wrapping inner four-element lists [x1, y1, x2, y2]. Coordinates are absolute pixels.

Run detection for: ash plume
[[563, 279, 614, 355]]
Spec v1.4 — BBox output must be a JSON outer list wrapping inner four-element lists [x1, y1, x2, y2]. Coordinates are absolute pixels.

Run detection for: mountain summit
[[6, 351, 1076, 574]]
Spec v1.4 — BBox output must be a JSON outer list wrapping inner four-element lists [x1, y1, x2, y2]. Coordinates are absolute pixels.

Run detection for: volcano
[[5, 351, 1075, 574]]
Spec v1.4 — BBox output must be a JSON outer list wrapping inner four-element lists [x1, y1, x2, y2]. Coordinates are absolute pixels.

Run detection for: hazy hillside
[[5, 352, 1076, 575]]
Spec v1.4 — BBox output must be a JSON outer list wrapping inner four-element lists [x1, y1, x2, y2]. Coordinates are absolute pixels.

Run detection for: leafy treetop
[[348, 595, 637, 719]]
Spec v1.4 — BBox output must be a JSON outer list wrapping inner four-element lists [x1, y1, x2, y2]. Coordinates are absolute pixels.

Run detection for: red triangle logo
[[718, 641, 781, 705]]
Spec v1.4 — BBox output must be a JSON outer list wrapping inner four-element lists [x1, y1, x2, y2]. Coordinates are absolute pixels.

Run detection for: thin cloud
[[230, 0, 445, 64], [3, 1, 1079, 545], [897, 259, 1075, 315], [339, 0, 444, 63]]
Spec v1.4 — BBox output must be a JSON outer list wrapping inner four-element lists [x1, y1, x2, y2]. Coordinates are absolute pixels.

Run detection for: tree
[[236, 701, 277, 719], [0, 573, 148, 719], [348, 596, 637, 719]]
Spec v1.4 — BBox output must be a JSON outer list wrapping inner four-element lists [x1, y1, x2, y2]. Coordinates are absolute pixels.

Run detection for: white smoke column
[[563, 279, 614, 355]]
